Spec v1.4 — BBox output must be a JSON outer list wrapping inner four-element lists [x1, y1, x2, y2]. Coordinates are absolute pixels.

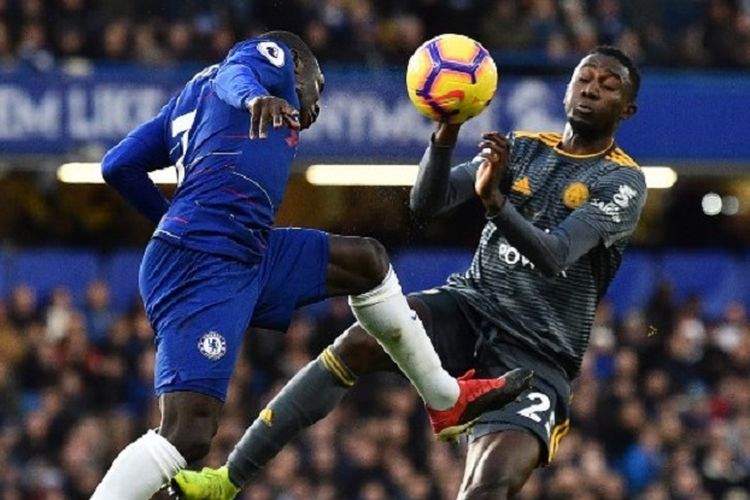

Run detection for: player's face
[[295, 57, 324, 130], [563, 54, 636, 137]]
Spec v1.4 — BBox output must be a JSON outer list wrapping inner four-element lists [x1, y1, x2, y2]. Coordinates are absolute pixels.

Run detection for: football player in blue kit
[[91, 31, 530, 499]]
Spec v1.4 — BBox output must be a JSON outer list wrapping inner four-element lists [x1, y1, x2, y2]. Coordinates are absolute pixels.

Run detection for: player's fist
[[246, 96, 300, 139], [475, 132, 510, 215]]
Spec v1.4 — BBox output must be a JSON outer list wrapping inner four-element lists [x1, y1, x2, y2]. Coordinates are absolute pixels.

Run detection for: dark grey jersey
[[441, 132, 647, 379]]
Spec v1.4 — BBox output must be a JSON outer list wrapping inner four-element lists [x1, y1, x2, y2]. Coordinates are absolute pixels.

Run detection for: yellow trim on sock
[[321, 348, 356, 387]]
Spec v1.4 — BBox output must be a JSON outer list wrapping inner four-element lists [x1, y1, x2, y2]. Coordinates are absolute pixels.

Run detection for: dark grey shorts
[[410, 288, 572, 464]]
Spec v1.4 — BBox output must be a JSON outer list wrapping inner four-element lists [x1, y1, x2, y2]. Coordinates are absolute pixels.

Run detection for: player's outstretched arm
[[475, 133, 646, 276], [101, 108, 172, 224], [410, 123, 483, 220]]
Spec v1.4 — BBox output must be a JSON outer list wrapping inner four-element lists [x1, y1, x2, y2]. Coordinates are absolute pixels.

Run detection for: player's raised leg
[[330, 235, 465, 410]]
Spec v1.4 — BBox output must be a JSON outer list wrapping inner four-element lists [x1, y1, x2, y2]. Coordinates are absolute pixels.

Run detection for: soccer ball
[[406, 34, 498, 124]]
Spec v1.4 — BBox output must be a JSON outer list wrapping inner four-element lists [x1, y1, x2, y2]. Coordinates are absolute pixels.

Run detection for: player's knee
[[160, 399, 221, 463], [356, 237, 390, 288], [333, 324, 389, 375], [162, 420, 216, 463]]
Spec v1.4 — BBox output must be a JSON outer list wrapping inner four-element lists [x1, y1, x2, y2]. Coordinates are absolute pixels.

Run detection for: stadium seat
[[659, 251, 746, 320], [101, 249, 144, 313], [7, 249, 100, 305], [605, 251, 658, 314], [391, 247, 474, 294]]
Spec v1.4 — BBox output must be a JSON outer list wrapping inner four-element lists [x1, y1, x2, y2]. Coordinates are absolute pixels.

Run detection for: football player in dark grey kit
[[174, 45, 646, 500]]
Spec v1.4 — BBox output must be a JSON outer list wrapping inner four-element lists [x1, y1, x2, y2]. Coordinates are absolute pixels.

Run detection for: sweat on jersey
[[101, 38, 301, 264], [411, 132, 647, 379]]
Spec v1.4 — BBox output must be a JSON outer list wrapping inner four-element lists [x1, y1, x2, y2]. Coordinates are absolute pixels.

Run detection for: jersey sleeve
[[212, 40, 296, 111], [101, 99, 174, 224], [568, 167, 647, 247]]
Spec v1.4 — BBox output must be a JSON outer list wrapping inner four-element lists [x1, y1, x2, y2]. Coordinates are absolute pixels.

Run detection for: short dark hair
[[589, 45, 641, 101], [260, 30, 317, 69]]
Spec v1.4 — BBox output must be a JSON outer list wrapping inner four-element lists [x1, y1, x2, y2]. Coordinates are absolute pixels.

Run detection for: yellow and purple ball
[[406, 34, 499, 124]]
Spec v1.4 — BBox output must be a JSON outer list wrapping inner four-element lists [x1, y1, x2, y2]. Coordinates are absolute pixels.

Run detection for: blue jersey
[[102, 38, 301, 263]]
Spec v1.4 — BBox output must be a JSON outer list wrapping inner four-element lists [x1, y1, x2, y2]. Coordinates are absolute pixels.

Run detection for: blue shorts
[[140, 228, 329, 401]]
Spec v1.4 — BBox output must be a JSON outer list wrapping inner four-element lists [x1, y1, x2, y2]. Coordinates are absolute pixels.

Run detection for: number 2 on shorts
[[517, 391, 556, 438]]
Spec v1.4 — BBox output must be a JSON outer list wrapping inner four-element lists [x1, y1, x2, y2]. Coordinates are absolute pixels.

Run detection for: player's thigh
[[140, 239, 260, 402], [326, 234, 390, 296], [459, 430, 541, 500], [470, 366, 570, 465], [249, 227, 330, 331], [408, 289, 477, 377]]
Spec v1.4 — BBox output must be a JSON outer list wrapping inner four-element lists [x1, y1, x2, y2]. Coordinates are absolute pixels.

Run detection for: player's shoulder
[[225, 37, 291, 68], [603, 146, 640, 170], [508, 131, 562, 163], [599, 146, 645, 188], [510, 131, 562, 148]]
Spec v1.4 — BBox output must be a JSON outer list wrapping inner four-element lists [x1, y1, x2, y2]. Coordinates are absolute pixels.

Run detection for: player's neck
[[559, 126, 614, 156]]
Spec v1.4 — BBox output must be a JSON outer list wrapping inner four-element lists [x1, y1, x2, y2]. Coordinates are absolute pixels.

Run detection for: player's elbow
[[533, 254, 568, 277], [538, 262, 564, 278], [100, 150, 124, 186]]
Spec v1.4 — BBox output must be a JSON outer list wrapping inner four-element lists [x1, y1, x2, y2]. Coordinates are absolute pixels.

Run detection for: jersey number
[[517, 392, 555, 437], [171, 110, 196, 186]]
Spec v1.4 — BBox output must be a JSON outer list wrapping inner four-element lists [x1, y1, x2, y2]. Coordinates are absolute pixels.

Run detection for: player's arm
[[212, 41, 299, 138], [410, 123, 487, 220], [101, 102, 173, 224], [476, 132, 646, 277]]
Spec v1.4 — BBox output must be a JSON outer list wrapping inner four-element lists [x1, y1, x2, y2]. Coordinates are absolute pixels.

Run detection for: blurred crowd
[[0, 0, 749, 70], [0, 275, 749, 499]]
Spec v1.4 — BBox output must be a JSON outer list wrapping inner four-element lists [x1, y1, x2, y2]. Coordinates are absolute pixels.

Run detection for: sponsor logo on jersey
[[198, 331, 227, 360], [562, 182, 589, 209], [497, 239, 567, 277], [591, 184, 637, 223], [511, 176, 532, 196]]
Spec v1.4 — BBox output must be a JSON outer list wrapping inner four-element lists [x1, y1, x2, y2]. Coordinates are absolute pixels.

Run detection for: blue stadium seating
[[0, 248, 747, 320], [392, 248, 474, 293], [659, 251, 747, 320], [7, 249, 100, 305], [101, 249, 144, 313], [605, 251, 659, 314]]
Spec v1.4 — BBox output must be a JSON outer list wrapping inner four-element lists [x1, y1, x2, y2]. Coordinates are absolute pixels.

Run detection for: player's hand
[[246, 96, 301, 139], [475, 132, 510, 216]]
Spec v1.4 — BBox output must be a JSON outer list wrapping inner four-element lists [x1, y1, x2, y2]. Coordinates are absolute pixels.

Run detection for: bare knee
[[160, 392, 222, 463], [333, 324, 394, 375], [327, 236, 390, 296], [353, 237, 390, 289]]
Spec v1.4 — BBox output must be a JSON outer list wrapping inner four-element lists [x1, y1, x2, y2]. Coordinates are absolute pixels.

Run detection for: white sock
[[349, 267, 459, 410], [91, 430, 186, 500]]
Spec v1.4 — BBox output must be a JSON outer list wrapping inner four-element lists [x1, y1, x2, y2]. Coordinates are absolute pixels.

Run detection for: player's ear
[[289, 48, 302, 75], [621, 102, 637, 121]]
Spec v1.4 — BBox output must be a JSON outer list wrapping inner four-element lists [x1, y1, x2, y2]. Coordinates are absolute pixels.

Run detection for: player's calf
[[333, 323, 397, 375]]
